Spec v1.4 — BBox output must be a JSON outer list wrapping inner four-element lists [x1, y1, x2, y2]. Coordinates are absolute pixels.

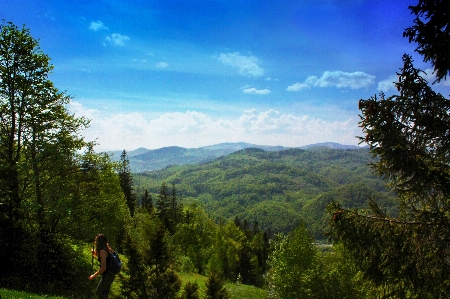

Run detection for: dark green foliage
[[205, 272, 229, 299], [147, 269, 181, 299], [119, 150, 136, 217], [146, 224, 181, 298], [403, 0, 450, 81], [122, 230, 148, 299], [140, 189, 154, 214], [147, 224, 171, 274], [156, 182, 182, 234], [180, 281, 200, 299], [329, 16, 450, 296]]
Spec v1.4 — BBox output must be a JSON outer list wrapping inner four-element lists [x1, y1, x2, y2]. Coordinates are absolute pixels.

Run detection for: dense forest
[[132, 147, 397, 238], [1, 0, 449, 298]]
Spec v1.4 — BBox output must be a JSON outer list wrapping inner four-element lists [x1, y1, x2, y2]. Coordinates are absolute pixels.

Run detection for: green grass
[[178, 272, 267, 299], [0, 289, 66, 299], [2, 261, 267, 299], [2, 273, 267, 299]]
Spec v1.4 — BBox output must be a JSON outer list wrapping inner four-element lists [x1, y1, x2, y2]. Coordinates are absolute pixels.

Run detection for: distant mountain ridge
[[108, 142, 363, 172]]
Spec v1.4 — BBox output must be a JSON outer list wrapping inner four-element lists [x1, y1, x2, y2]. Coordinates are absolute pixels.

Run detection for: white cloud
[[377, 75, 398, 92], [89, 20, 108, 31], [289, 71, 375, 91], [218, 52, 264, 77], [422, 68, 450, 86], [156, 62, 169, 68], [287, 82, 310, 91], [105, 33, 130, 46], [69, 101, 362, 151], [243, 87, 270, 95], [377, 69, 449, 93], [306, 71, 375, 89]]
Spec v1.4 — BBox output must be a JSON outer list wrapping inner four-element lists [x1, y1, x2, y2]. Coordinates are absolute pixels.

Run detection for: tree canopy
[[0, 21, 129, 296]]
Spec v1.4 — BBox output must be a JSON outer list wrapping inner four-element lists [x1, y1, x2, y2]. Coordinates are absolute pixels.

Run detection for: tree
[[122, 229, 148, 299], [140, 189, 154, 214], [0, 21, 88, 227], [180, 281, 200, 299], [204, 272, 229, 299], [0, 21, 93, 292], [145, 224, 181, 299], [119, 149, 136, 217], [156, 182, 170, 229], [156, 182, 182, 234], [329, 1, 450, 297], [267, 224, 317, 299], [404, 0, 450, 81]]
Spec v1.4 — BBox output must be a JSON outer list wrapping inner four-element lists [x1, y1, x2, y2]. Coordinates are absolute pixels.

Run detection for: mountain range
[[108, 142, 363, 172]]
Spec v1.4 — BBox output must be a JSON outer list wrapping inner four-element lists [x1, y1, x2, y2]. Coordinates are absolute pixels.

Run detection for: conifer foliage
[[119, 149, 137, 217], [329, 0, 450, 297]]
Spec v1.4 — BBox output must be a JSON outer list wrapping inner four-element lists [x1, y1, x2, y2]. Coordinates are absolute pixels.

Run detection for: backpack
[[108, 250, 122, 274]]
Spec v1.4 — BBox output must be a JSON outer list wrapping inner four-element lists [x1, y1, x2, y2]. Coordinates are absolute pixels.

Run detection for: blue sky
[[2, 0, 449, 151]]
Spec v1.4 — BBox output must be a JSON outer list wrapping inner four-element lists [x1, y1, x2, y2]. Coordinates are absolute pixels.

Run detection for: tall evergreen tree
[[146, 224, 181, 299], [122, 229, 148, 299], [141, 189, 154, 215], [119, 149, 136, 217], [180, 281, 200, 299], [205, 272, 229, 299], [156, 182, 170, 230], [329, 1, 450, 297], [403, 0, 449, 81]]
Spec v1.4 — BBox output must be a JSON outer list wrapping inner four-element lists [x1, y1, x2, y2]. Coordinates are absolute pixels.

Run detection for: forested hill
[[133, 147, 397, 238], [110, 142, 362, 172]]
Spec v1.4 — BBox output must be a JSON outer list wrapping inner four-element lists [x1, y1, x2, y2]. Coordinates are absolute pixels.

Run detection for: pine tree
[[180, 281, 200, 299], [156, 182, 170, 228], [329, 1, 450, 297], [119, 150, 136, 217], [145, 224, 181, 299], [205, 272, 229, 299], [121, 230, 148, 299], [141, 189, 154, 215]]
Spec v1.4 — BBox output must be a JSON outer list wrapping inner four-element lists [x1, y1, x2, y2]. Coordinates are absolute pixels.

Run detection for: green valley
[[133, 146, 397, 238]]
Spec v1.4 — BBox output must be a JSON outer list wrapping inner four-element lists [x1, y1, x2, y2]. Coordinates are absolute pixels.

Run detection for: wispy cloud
[[156, 62, 169, 68], [243, 87, 270, 95], [89, 20, 108, 31], [218, 52, 264, 77], [288, 71, 375, 91], [69, 102, 361, 151], [105, 33, 130, 46], [287, 82, 310, 92], [377, 75, 397, 92]]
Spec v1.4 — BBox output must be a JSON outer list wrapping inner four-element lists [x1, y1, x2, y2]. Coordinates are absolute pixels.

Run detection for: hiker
[[89, 234, 116, 299]]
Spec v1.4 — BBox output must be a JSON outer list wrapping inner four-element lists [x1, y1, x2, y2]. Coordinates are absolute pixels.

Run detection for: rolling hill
[[109, 142, 363, 172], [132, 146, 396, 238]]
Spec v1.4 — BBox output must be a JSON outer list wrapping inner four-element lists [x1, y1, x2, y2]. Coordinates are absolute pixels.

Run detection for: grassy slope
[[177, 272, 267, 299], [0, 289, 65, 299], [1, 273, 267, 299]]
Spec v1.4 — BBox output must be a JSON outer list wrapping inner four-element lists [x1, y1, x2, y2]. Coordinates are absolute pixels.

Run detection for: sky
[[2, 0, 449, 151]]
